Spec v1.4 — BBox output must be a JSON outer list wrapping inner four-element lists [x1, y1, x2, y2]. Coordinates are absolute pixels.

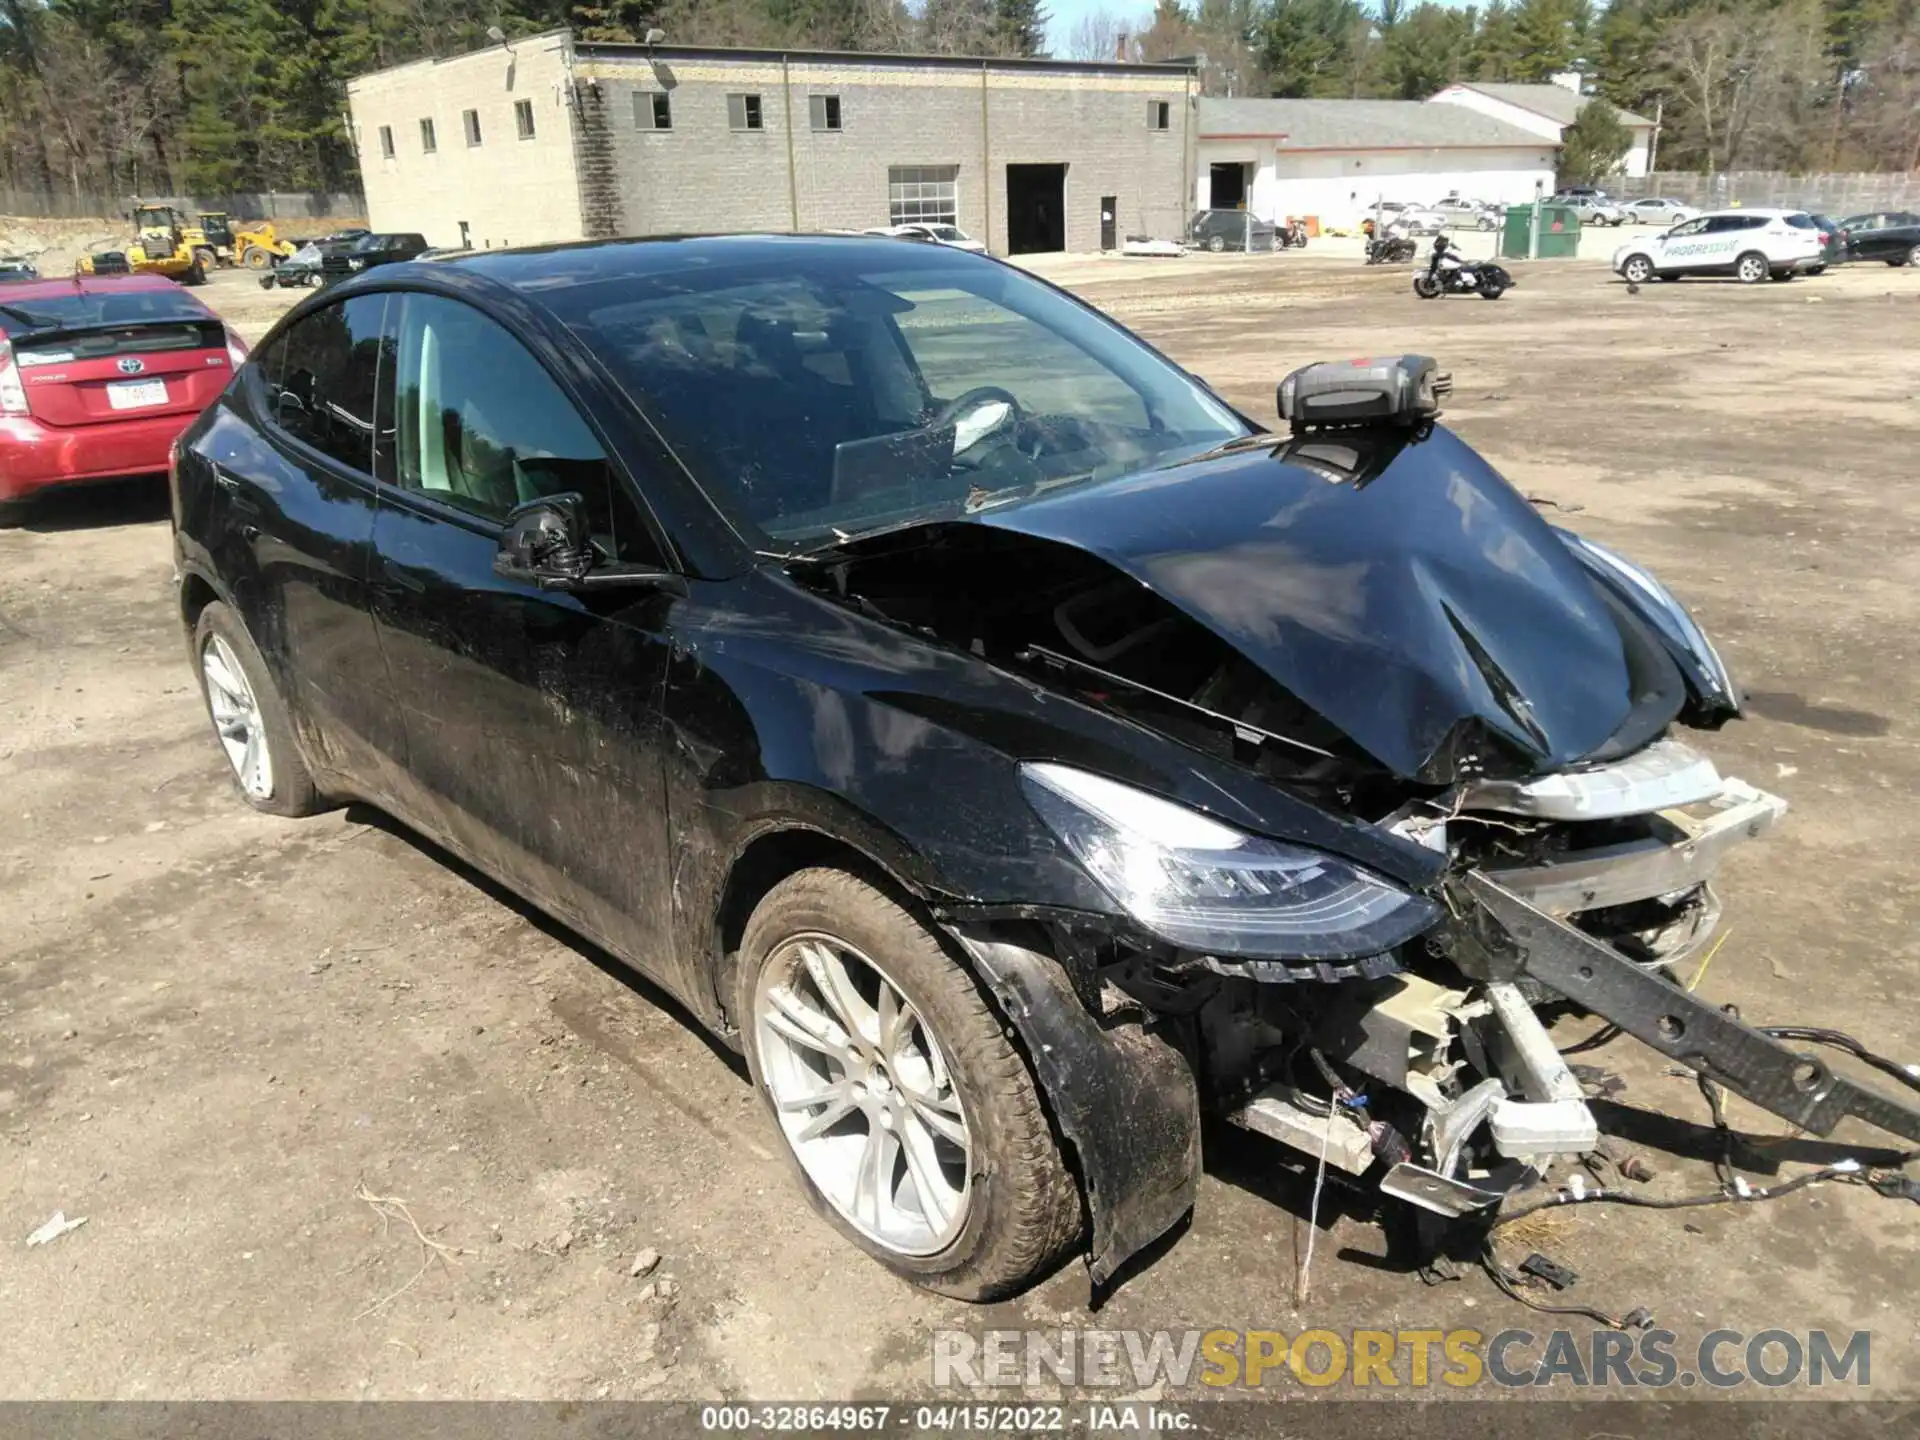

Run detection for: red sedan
[[1, 274, 245, 524]]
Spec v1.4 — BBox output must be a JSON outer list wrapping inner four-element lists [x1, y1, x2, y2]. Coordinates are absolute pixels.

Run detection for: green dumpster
[[1500, 203, 1581, 260]]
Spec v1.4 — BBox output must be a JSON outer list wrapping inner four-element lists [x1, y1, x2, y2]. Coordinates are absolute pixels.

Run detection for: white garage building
[[1428, 80, 1656, 178], [1196, 98, 1557, 231]]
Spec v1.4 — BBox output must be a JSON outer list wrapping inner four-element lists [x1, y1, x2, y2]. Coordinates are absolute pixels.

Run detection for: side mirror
[[493, 493, 685, 595]]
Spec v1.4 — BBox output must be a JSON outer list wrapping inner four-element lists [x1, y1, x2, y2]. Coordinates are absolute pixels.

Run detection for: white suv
[[1612, 209, 1826, 285]]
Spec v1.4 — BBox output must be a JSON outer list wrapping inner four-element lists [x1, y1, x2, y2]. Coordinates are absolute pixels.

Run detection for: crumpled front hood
[[972, 426, 1681, 782]]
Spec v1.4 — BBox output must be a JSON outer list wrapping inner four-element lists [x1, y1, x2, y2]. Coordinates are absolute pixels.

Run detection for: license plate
[[107, 378, 167, 410]]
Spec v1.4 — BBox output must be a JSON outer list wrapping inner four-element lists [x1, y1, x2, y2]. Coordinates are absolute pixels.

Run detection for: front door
[[365, 290, 682, 990], [1100, 196, 1117, 252]]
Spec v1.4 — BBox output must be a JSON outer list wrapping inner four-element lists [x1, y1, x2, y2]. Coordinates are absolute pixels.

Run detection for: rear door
[[11, 313, 231, 428], [206, 292, 409, 799], [365, 289, 681, 985]]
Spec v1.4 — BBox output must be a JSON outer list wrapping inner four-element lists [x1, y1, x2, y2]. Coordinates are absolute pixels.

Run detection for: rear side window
[[1784, 214, 1817, 229], [258, 294, 389, 474]]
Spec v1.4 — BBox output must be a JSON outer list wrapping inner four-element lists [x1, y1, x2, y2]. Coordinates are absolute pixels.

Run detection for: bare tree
[[1654, 2, 1825, 173], [1066, 7, 1131, 61]]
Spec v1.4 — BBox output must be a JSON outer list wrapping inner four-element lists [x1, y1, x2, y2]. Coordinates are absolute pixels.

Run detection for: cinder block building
[[346, 30, 1197, 256]]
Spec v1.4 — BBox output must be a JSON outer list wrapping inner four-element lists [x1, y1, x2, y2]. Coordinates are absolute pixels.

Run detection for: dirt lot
[[3, 253, 1919, 1402]]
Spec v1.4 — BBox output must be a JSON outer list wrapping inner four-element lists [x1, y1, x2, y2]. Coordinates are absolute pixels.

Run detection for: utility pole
[[1647, 96, 1663, 175]]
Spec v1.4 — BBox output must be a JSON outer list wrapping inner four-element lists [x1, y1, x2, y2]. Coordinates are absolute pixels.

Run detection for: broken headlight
[[1020, 763, 1440, 960], [1560, 532, 1738, 708]]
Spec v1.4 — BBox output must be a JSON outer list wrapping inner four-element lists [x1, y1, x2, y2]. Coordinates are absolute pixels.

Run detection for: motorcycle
[[1278, 218, 1309, 249], [1365, 233, 1417, 265], [1411, 234, 1512, 300]]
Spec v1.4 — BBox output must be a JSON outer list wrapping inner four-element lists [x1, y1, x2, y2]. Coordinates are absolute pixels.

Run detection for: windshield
[[546, 249, 1247, 548], [0, 288, 211, 337], [925, 225, 967, 242]]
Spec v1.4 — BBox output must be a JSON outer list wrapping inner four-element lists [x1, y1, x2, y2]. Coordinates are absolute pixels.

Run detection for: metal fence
[[1610, 172, 1917, 215], [0, 189, 365, 221]]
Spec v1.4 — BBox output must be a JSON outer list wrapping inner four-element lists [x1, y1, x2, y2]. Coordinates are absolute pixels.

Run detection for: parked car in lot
[[1800, 212, 1846, 272], [164, 234, 1902, 1302], [1387, 205, 1448, 235], [1, 255, 38, 283], [0, 274, 246, 523], [1621, 197, 1699, 226], [1837, 211, 1920, 267], [1188, 209, 1276, 251], [1612, 209, 1826, 284], [863, 223, 988, 254], [1557, 192, 1627, 226], [1432, 198, 1500, 231], [319, 231, 430, 283]]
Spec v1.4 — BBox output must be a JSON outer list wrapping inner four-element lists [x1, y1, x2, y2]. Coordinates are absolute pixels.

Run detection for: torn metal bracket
[[1465, 873, 1920, 1144]]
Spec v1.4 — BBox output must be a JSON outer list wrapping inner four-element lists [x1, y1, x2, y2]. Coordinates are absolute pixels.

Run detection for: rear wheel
[[192, 602, 322, 817], [1206, 234, 1225, 253], [1621, 254, 1654, 285], [1734, 251, 1769, 284], [1480, 282, 1507, 299], [738, 869, 1082, 1300]]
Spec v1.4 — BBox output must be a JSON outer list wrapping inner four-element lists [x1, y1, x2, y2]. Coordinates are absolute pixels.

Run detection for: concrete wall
[[1197, 141, 1556, 229], [573, 48, 1192, 253], [347, 33, 583, 250]]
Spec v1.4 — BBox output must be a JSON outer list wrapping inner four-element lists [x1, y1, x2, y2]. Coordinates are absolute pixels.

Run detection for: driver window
[[1668, 218, 1706, 238], [891, 289, 1148, 430], [381, 292, 661, 565]]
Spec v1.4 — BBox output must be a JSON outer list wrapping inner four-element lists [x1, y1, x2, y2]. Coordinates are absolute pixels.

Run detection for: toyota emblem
[[117, 357, 145, 375]]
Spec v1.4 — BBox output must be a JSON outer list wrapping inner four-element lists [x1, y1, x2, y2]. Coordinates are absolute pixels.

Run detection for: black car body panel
[[1839, 211, 1920, 263], [170, 235, 1852, 1291]]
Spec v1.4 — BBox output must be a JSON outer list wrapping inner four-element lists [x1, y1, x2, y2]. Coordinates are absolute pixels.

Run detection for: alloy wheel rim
[[1740, 256, 1765, 281], [754, 932, 972, 1256], [201, 636, 273, 800]]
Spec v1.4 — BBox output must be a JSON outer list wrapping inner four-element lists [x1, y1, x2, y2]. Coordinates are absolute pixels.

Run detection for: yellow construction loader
[[195, 212, 297, 270], [80, 204, 217, 284]]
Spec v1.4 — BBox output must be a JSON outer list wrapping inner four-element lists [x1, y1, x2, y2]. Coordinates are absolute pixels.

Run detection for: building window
[[727, 93, 763, 131], [379, 125, 395, 159], [463, 109, 482, 146], [809, 94, 842, 132], [888, 165, 959, 227], [1148, 100, 1170, 131], [515, 99, 535, 139], [634, 91, 672, 131], [419, 117, 437, 154]]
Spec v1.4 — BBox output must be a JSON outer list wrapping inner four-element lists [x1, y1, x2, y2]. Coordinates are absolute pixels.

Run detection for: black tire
[[0, 498, 31, 528], [736, 868, 1082, 1301], [1621, 254, 1654, 285], [1809, 264, 1827, 275], [184, 259, 206, 287], [191, 601, 323, 818], [1206, 234, 1225, 253], [1412, 274, 1441, 298], [1907, 243, 1920, 267], [1770, 270, 1795, 282], [1734, 251, 1769, 284], [1480, 282, 1506, 299]]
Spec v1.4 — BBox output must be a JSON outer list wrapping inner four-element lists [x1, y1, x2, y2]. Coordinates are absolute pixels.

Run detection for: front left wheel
[[192, 601, 322, 817], [737, 868, 1082, 1301]]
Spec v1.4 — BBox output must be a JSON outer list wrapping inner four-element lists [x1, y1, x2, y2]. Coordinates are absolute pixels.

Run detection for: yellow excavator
[[81, 203, 218, 284]]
